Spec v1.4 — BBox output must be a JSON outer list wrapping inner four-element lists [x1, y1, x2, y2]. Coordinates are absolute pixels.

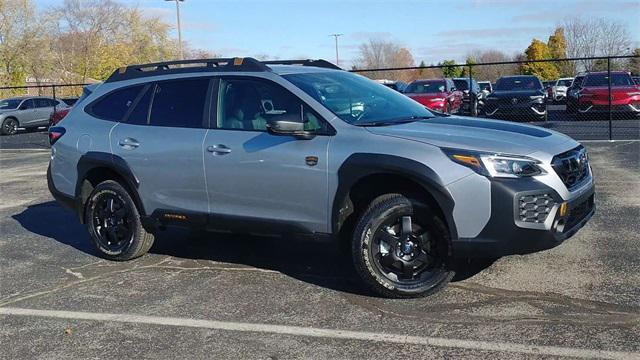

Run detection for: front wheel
[[84, 180, 155, 261], [352, 194, 454, 298], [1, 118, 18, 135]]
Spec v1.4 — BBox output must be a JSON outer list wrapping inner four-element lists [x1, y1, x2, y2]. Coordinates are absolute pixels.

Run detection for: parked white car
[[551, 78, 573, 102]]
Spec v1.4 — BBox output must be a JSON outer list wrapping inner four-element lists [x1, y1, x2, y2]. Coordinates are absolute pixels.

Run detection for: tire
[[352, 193, 454, 298], [1, 118, 18, 136], [470, 99, 478, 117], [84, 180, 154, 261]]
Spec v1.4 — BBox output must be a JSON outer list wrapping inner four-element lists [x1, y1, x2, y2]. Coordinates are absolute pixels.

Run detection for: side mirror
[[19, 105, 28, 110], [266, 117, 315, 140]]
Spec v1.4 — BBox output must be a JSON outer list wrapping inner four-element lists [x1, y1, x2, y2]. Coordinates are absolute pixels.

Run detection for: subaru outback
[[48, 58, 595, 298]]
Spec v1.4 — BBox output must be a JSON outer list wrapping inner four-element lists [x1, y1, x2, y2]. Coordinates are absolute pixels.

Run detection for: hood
[[365, 116, 577, 156], [582, 86, 639, 100], [405, 93, 446, 100], [489, 89, 545, 98]]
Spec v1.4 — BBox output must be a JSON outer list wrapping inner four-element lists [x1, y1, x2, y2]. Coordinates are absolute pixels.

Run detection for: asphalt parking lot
[[0, 140, 638, 359]]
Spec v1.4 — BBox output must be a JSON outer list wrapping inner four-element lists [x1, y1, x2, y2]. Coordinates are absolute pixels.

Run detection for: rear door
[[107, 78, 212, 216], [34, 98, 54, 126], [203, 77, 332, 233]]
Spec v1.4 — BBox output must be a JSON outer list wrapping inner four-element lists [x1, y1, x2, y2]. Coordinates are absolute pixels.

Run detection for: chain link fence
[[351, 55, 640, 140], [1, 55, 638, 140], [0, 83, 88, 104]]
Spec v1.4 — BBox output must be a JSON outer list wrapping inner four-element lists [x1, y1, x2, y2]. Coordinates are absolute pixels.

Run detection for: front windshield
[[557, 79, 573, 87], [0, 99, 22, 110], [495, 77, 542, 91], [453, 79, 469, 91], [405, 81, 445, 94], [583, 73, 633, 87], [284, 71, 434, 125]]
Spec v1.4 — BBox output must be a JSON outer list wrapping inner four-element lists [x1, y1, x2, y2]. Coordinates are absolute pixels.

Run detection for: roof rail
[[262, 59, 342, 70], [105, 57, 270, 83]]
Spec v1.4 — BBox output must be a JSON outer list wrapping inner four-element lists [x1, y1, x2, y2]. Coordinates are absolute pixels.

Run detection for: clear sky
[[36, 0, 640, 67]]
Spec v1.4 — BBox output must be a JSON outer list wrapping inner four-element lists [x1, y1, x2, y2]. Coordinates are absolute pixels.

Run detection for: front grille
[[551, 146, 589, 190], [519, 193, 556, 223]]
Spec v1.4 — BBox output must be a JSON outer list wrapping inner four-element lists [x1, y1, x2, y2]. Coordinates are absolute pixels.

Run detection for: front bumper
[[452, 177, 595, 258]]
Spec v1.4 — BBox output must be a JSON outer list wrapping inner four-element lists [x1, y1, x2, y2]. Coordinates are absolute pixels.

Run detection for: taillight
[[49, 126, 66, 145]]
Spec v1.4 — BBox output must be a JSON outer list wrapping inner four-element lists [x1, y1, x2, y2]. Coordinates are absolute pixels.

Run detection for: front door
[[18, 99, 38, 126], [203, 78, 332, 233]]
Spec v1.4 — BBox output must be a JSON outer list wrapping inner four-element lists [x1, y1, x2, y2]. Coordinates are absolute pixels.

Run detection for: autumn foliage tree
[[520, 39, 559, 80], [353, 38, 416, 82]]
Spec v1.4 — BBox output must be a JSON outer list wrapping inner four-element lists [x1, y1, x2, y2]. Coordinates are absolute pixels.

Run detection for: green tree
[[460, 56, 476, 77], [520, 39, 559, 80], [439, 59, 462, 78]]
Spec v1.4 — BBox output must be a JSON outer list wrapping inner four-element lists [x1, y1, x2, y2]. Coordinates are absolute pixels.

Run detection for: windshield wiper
[[356, 115, 434, 127]]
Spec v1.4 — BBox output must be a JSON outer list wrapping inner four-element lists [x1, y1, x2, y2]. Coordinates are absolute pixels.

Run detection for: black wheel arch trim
[[76, 151, 146, 217], [332, 153, 458, 242]]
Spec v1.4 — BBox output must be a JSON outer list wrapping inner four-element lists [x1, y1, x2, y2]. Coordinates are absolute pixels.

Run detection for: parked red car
[[49, 107, 71, 127], [577, 71, 640, 120], [404, 78, 462, 114]]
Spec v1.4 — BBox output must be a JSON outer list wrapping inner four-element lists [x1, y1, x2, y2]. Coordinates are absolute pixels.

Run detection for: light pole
[[329, 34, 343, 66], [166, 0, 185, 60]]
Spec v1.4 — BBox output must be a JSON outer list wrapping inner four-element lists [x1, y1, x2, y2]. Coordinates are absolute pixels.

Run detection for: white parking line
[[0, 148, 50, 151], [0, 307, 637, 359]]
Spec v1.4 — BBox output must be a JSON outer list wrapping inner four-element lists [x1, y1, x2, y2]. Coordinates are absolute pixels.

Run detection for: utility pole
[[166, 0, 185, 60], [329, 34, 343, 66]]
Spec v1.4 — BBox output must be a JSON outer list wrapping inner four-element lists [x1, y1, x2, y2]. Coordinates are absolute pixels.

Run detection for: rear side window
[[126, 86, 153, 125], [149, 78, 209, 128], [89, 86, 143, 121]]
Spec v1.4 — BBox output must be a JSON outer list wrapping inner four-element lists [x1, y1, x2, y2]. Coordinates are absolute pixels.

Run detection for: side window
[[90, 86, 143, 121], [148, 78, 209, 128], [218, 79, 325, 132], [125, 85, 153, 126], [21, 99, 35, 109], [35, 99, 50, 108]]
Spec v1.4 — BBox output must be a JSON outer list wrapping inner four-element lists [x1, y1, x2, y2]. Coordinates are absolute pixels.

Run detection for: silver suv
[[48, 58, 595, 298], [0, 96, 65, 135]]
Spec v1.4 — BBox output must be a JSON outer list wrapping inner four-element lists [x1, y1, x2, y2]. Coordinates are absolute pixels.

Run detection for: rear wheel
[[1, 118, 18, 135], [352, 194, 454, 298], [84, 180, 154, 261], [470, 99, 478, 117]]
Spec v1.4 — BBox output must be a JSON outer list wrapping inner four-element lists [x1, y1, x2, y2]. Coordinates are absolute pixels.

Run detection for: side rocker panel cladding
[[332, 153, 457, 240]]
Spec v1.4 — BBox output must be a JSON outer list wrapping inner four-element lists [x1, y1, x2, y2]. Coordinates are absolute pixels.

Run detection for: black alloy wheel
[[1, 118, 18, 135], [91, 192, 134, 255], [352, 194, 454, 298]]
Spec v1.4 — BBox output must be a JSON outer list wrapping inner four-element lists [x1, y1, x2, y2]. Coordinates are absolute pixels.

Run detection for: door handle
[[118, 137, 140, 149], [207, 144, 231, 155]]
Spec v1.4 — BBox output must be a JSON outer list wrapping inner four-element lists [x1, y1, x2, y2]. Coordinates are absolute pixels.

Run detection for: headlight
[[443, 149, 546, 178]]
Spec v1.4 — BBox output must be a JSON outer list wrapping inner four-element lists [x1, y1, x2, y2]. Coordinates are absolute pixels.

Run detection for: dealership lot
[[0, 141, 638, 359]]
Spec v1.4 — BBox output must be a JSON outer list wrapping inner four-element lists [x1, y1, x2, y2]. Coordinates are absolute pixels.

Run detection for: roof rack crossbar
[[105, 57, 270, 83], [262, 59, 342, 70]]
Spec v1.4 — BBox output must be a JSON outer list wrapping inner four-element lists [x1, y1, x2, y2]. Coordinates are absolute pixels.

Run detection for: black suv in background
[[452, 78, 483, 116], [566, 75, 585, 115], [483, 75, 547, 122]]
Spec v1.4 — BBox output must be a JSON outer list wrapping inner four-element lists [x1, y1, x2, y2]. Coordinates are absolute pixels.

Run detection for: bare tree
[[563, 17, 632, 71], [465, 49, 518, 82], [354, 38, 416, 82]]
